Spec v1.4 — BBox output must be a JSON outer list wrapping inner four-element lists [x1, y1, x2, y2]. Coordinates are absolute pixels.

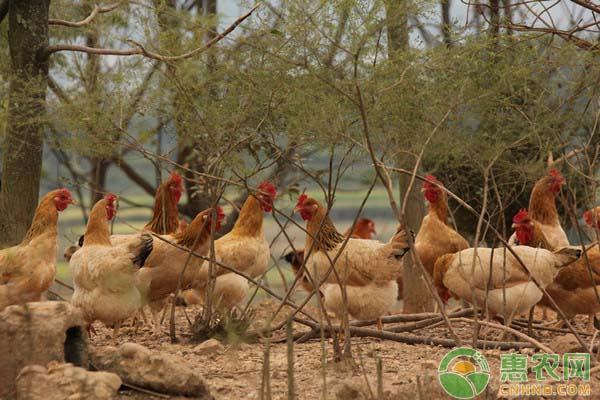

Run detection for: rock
[[550, 334, 586, 353], [16, 361, 121, 400], [0, 301, 88, 398], [194, 338, 224, 356], [91, 342, 213, 399]]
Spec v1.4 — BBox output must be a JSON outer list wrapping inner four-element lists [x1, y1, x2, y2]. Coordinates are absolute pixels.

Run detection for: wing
[[308, 238, 402, 286]]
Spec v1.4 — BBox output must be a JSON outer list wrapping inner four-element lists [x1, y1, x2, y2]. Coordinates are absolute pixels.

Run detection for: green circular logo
[[438, 347, 490, 399]]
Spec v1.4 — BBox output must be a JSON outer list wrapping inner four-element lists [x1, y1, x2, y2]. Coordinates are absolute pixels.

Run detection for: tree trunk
[[384, 0, 432, 313], [441, 0, 452, 48], [0, 0, 50, 247]]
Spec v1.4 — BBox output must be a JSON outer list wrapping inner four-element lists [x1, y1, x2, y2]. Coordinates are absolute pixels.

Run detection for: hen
[[70, 195, 153, 337], [294, 195, 409, 328], [0, 189, 75, 309], [183, 182, 277, 310], [282, 217, 378, 294], [534, 208, 600, 331], [136, 206, 226, 330], [508, 169, 568, 248], [434, 246, 581, 325], [414, 175, 469, 302]]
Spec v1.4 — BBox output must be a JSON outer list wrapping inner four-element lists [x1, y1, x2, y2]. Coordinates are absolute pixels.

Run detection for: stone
[[550, 334, 586, 354], [0, 301, 88, 398], [16, 362, 121, 400], [193, 338, 225, 356], [91, 343, 213, 399]]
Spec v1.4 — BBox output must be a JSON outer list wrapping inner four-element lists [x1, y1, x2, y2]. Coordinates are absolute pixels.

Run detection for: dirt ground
[[88, 300, 600, 400]]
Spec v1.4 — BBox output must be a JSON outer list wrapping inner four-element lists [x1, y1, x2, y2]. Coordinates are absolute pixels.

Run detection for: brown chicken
[[415, 175, 469, 302], [283, 218, 377, 294], [0, 189, 75, 309], [144, 171, 185, 234], [294, 195, 409, 329], [70, 195, 153, 337], [136, 206, 225, 332], [535, 208, 600, 331], [508, 169, 568, 248]]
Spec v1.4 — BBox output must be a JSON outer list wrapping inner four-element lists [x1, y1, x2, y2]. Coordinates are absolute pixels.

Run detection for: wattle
[[515, 228, 533, 245]]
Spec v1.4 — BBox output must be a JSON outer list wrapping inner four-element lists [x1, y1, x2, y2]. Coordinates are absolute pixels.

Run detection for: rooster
[[414, 175, 469, 302], [294, 195, 409, 329], [184, 182, 277, 308], [69, 195, 153, 337], [508, 169, 568, 248], [0, 189, 75, 309], [434, 246, 581, 328], [511, 208, 552, 249], [64, 172, 184, 261], [282, 218, 378, 294]]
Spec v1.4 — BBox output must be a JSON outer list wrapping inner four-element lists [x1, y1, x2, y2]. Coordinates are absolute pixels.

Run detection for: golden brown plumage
[[0, 189, 74, 310], [508, 169, 568, 249], [416, 175, 469, 279], [143, 171, 184, 235]]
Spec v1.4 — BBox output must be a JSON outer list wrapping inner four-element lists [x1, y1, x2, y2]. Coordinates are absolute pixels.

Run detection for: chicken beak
[[293, 206, 302, 214], [511, 223, 518, 229], [70, 198, 78, 206], [420, 187, 426, 193]]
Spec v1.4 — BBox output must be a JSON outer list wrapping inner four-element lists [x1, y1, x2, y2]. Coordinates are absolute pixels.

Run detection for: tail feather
[[131, 233, 154, 268], [390, 226, 410, 259]]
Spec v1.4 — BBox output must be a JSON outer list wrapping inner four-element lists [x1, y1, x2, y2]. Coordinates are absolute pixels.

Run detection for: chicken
[[135, 206, 225, 331], [510, 208, 552, 249], [414, 175, 469, 302], [184, 182, 277, 309], [70, 195, 153, 337], [63, 171, 184, 261], [0, 189, 75, 309], [282, 218, 378, 294], [535, 209, 600, 331], [294, 195, 409, 328], [433, 246, 581, 326], [508, 169, 568, 248]]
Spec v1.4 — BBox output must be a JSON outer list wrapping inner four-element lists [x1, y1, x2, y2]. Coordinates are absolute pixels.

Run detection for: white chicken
[[70, 194, 153, 337]]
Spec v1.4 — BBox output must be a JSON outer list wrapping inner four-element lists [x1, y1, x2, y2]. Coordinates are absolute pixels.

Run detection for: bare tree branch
[[48, 3, 119, 27], [45, 3, 261, 59], [114, 157, 156, 196]]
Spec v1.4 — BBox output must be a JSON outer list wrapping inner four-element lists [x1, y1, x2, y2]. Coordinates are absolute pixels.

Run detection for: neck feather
[[84, 201, 112, 246], [529, 179, 559, 225], [145, 185, 179, 234], [231, 195, 264, 236], [306, 205, 344, 251], [21, 196, 59, 244]]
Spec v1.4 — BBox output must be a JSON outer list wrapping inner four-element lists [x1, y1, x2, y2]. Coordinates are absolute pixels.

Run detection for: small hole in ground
[[64, 326, 88, 367]]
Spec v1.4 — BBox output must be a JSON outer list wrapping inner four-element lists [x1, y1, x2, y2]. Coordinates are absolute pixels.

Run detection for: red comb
[[106, 194, 117, 204], [258, 181, 276, 197], [423, 174, 441, 188], [216, 205, 225, 218], [549, 169, 563, 181], [170, 171, 182, 184], [297, 194, 308, 207], [513, 208, 529, 223]]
